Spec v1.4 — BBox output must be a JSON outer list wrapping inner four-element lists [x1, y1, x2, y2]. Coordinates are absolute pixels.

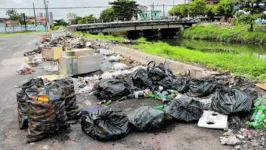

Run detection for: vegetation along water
[[75, 32, 266, 82]]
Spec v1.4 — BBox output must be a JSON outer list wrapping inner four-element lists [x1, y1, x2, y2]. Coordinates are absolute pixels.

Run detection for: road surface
[[0, 32, 232, 150]]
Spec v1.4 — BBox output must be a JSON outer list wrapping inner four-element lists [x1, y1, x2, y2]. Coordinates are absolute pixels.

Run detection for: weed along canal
[[161, 38, 266, 60]]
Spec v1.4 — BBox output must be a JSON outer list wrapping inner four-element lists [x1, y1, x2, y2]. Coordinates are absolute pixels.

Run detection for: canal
[[159, 38, 266, 60]]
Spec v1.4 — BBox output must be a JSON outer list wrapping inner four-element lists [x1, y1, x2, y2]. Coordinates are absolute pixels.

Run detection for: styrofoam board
[[198, 110, 228, 130]]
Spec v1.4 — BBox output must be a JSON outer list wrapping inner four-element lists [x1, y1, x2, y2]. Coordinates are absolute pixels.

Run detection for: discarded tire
[[129, 106, 165, 131], [165, 98, 204, 122], [81, 106, 130, 141]]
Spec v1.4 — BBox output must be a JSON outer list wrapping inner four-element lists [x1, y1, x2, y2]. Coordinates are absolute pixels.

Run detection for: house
[[205, 0, 220, 5], [137, 10, 162, 21]]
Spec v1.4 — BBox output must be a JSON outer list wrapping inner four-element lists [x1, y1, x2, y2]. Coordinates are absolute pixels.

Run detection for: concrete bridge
[[68, 20, 199, 34]]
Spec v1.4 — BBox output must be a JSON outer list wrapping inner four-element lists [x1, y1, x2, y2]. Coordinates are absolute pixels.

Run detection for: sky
[[0, 0, 185, 20]]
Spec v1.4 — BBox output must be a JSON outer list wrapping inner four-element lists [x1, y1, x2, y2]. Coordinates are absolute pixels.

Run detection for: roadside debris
[[81, 106, 130, 141], [165, 98, 204, 122], [129, 106, 165, 131], [211, 86, 252, 115], [17, 63, 36, 75], [198, 111, 228, 130], [15, 33, 266, 147]]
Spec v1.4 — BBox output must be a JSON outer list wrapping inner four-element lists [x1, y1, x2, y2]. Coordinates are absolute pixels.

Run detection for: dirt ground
[[0, 32, 233, 150]]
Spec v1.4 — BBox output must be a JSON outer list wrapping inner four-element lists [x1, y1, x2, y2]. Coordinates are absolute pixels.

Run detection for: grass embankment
[[182, 39, 266, 54], [74, 32, 266, 81], [184, 24, 266, 45], [0, 31, 49, 37]]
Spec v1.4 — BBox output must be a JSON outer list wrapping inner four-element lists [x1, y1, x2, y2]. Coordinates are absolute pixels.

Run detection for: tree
[[54, 19, 68, 26], [6, 9, 20, 20], [72, 16, 82, 24], [169, 4, 189, 18], [109, 0, 140, 21], [235, 0, 265, 31], [205, 5, 216, 21], [188, 0, 207, 17], [99, 8, 115, 22], [27, 20, 35, 25], [78, 15, 97, 24], [213, 0, 234, 20]]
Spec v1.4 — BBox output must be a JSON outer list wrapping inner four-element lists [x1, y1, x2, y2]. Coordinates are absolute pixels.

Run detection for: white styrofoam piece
[[77, 55, 103, 74], [59, 55, 103, 76], [61, 48, 94, 57], [197, 110, 228, 129]]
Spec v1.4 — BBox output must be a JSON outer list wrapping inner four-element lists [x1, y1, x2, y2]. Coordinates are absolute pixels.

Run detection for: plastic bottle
[[247, 113, 266, 129], [251, 98, 264, 121], [134, 91, 145, 98], [154, 105, 164, 110]]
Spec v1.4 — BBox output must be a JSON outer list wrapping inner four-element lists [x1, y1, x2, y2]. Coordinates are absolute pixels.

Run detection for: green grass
[[74, 32, 266, 81], [75, 32, 127, 42], [181, 39, 266, 54], [184, 24, 266, 45], [0, 31, 49, 37]]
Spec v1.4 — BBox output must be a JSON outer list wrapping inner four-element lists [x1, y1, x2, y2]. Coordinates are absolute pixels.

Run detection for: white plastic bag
[[112, 63, 128, 70], [108, 55, 120, 62], [16, 63, 35, 75]]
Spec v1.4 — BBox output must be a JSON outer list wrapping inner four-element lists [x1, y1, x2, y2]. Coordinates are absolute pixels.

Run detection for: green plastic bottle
[[154, 105, 164, 110], [248, 113, 266, 129], [251, 98, 264, 121]]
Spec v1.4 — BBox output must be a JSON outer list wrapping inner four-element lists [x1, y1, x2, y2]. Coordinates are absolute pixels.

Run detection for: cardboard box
[[42, 47, 63, 61]]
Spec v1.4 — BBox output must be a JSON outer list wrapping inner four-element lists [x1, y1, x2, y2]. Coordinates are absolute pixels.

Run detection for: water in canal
[[159, 38, 266, 60]]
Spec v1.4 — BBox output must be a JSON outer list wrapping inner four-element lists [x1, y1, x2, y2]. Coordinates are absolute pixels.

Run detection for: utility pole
[[163, 4, 165, 19], [46, 1, 50, 30], [32, 1, 37, 26], [44, 0, 50, 30], [173, 0, 175, 16]]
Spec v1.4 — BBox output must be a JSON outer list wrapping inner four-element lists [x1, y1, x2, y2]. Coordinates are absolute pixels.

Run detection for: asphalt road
[[0, 32, 233, 150]]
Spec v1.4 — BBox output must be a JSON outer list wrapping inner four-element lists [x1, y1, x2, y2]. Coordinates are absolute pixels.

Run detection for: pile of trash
[[16, 77, 80, 142], [16, 33, 266, 148], [76, 61, 260, 144]]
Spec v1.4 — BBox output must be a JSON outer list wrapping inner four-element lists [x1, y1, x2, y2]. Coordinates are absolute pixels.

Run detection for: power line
[[0, 5, 174, 10]]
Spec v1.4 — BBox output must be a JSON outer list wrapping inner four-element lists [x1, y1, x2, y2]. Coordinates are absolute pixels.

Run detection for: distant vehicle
[[168, 16, 179, 21]]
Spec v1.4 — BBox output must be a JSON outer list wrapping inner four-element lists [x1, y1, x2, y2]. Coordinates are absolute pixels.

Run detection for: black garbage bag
[[22, 78, 44, 90], [165, 98, 204, 122], [211, 87, 252, 115], [54, 78, 81, 121], [81, 106, 130, 141], [157, 76, 173, 89], [25, 82, 68, 142], [148, 61, 174, 83], [17, 90, 28, 129], [132, 68, 153, 89], [171, 77, 190, 93], [128, 106, 165, 131], [94, 78, 130, 100], [187, 78, 217, 97], [17, 78, 44, 129]]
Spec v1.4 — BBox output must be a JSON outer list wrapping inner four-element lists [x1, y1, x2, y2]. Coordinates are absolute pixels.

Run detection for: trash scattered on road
[[17, 63, 36, 75], [198, 111, 228, 129], [129, 106, 165, 131], [81, 106, 129, 141], [165, 98, 204, 122], [15, 33, 266, 148], [211, 86, 252, 115]]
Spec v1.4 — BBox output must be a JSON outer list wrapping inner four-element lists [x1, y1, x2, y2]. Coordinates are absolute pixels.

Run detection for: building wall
[[137, 11, 161, 21], [205, 0, 220, 5]]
